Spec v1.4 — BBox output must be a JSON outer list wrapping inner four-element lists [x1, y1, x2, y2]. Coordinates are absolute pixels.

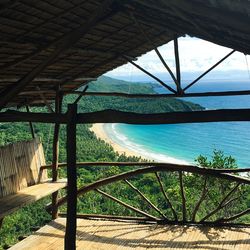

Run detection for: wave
[[107, 124, 191, 165]]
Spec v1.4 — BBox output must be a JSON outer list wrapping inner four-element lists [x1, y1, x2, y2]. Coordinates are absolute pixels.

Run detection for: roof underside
[[0, 0, 250, 107]]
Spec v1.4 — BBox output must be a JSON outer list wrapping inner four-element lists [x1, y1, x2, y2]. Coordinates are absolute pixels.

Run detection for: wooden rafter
[[123, 55, 177, 93], [128, 12, 179, 89], [183, 50, 236, 91]]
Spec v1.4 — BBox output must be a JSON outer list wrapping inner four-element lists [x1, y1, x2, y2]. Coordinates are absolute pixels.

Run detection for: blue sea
[[103, 80, 250, 167]]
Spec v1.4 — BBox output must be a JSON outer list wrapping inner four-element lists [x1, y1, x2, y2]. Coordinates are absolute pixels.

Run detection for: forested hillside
[[0, 77, 249, 249]]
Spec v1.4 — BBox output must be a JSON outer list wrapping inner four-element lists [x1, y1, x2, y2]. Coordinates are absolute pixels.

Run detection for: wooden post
[[65, 104, 77, 250], [25, 106, 35, 139], [51, 91, 63, 219], [174, 37, 182, 94]]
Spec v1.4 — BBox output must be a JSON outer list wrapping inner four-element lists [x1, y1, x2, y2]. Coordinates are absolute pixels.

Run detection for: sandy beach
[[90, 124, 191, 164], [90, 123, 145, 159]]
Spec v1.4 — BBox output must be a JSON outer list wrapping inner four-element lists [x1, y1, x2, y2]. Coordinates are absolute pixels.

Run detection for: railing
[[44, 162, 250, 226]]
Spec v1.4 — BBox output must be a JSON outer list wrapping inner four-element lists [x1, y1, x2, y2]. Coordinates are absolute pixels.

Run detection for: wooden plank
[[9, 218, 250, 250], [0, 179, 67, 220], [65, 104, 77, 250]]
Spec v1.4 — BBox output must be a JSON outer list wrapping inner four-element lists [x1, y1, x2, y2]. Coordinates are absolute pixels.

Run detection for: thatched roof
[[0, 0, 250, 107]]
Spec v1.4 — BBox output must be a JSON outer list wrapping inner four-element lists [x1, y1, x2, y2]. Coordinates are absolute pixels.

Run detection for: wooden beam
[[51, 91, 63, 219], [65, 104, 77, 250], [123, 55, 177, 93], [77, 109, 250, 124], [129, 12, 179, 89], [174, 37, 182, 93], [183, 50, 236, 91], [25, 106, 35, 139], [73, 85, 88, 105], [65, 90, 250, 98], [2, 108, 250, 124], [0, 0, 115, 109]]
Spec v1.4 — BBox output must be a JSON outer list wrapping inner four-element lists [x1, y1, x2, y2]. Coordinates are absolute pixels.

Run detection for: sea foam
[[109, 124, 190, 165]]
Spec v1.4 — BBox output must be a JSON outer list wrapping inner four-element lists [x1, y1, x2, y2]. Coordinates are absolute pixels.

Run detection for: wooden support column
[[51, 90, 63, 219], [25, 105, 35, 139], [174, 37, 182, 94], [65, 104, 77, 250]]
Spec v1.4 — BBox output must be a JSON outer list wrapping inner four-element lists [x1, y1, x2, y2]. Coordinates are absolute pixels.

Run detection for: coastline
[[90, 123, 146, 159], [90, 123, 191, 165]]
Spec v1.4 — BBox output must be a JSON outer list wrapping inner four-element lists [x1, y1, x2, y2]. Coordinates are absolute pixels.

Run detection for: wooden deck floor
[[10, 218, 250, 250]]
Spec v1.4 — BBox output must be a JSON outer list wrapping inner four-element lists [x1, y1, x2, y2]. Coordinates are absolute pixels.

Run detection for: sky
[[106, 36, 250, 82]]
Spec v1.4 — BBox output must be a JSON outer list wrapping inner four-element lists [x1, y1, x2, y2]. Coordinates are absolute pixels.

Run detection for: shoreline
[[90, 123, 146, 159], [90, 123, 190, 165]]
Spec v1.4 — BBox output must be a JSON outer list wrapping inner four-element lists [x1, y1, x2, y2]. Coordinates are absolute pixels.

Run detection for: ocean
[[103, 80, 250, 167]]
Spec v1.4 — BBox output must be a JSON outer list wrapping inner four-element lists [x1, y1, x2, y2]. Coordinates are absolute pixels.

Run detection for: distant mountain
[[74, 76, 204, 113], [87, 76, 159, 94]]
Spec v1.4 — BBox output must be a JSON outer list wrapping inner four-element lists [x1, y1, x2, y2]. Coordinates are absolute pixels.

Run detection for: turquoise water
[[104, 80, 250, 167]]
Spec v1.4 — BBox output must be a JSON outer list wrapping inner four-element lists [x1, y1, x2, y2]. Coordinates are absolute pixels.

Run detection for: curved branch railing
[[45, 162, 250, 226]]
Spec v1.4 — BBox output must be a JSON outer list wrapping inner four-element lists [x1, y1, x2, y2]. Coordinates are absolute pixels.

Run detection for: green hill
[[75, 76, 204, 113]]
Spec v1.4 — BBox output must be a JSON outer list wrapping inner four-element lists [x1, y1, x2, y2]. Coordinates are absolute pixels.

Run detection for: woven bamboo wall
[[0, 138, 47, 198]]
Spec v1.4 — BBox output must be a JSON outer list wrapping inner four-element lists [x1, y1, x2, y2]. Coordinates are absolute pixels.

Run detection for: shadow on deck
[[9, 218, 250, 250]]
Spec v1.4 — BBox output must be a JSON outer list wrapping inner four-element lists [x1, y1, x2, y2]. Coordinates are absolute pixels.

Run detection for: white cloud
[[107, 37, 250, 79]]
